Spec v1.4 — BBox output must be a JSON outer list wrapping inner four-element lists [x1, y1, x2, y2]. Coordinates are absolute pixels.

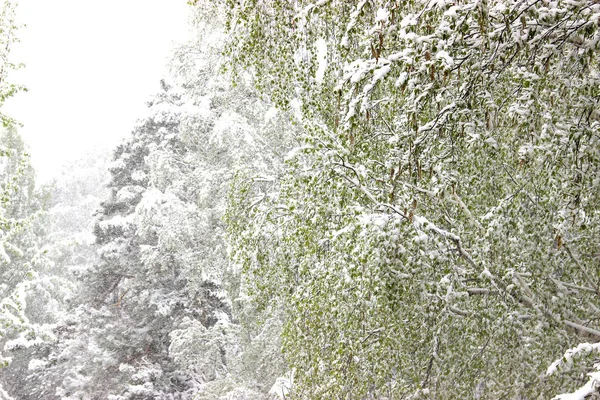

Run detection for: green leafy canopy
[[218, 0, 600, 398]]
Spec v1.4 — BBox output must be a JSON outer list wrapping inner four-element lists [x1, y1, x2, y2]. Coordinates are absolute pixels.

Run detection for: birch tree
[[219, 0, 600, 398]]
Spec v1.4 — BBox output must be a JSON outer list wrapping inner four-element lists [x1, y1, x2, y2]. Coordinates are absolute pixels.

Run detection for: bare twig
[[467, 288, 499, 296], [564, 320, 600, 339], [564, 244, 600, 298]]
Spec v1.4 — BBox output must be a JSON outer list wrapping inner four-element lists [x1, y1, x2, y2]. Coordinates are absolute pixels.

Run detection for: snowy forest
[[1, 0, 600, 398]]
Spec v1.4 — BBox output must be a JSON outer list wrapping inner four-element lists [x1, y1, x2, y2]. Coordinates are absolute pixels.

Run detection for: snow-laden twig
[[551, 371, 600, 400], [414, 215, 476, 268], [548, 342, 600, 400], [564, 244, 600, 298], [269, 369, 295, 399], [467, 288, 499, 295], [552, 278, 597, 294], [333, 160, 479, 269], [449, 306, 470, 317], [452, 191, 484, 233], [563, 320, 600, 340]]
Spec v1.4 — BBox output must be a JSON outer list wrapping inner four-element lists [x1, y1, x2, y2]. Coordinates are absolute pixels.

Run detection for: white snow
[[547, 342, 600, 376], [315, 38, 328, 83], [552, 371, 600, 400], [28, 358, 48, 371], [131, 170, 147, 182], [400, 14, 418, 28], [269, 370, 295, 399], [375, 8, 389, 24], [444, 6, 460, 18], [284, 145, 312, 162], [436, 50, 454, 67], [0, 384, 14, 400], [0, 242, 11, 264]]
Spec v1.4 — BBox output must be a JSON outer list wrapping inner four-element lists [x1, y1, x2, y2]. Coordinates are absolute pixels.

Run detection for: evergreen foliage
[[29, 24, 293, 397], [0, 150, 109, 400]]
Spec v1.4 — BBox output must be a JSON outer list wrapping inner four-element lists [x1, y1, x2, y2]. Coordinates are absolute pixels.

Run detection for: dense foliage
[[0, 150, 107, 399], [0, 128, 51, 374], [0, 0, 24, 128], [0, 4, 56, 397], [219, 0, 600, 398], [5, 19, 293, 398], [2, 1, 600, 399]]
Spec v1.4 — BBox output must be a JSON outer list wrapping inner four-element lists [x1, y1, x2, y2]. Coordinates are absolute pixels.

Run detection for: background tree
[[0, 0, 25, 128], [0, 3, 58, 397], [0, 149, 109, 399], [38, 23, 293, 395]]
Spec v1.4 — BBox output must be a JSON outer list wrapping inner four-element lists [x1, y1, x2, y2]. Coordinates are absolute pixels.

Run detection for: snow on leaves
[[219, 0, 600, 397]]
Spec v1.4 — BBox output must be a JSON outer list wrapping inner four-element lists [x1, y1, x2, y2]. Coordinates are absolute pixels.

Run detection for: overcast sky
[[5, 0, 190, 183]]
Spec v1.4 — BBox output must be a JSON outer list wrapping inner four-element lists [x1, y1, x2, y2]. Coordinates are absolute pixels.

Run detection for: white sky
[[5, 0, 191, 183]]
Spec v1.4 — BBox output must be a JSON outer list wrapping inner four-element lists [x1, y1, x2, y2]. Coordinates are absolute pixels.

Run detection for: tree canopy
[[0, 1, 54, 383], [1, 1, 600, 398], [219, 0, 600, 398]]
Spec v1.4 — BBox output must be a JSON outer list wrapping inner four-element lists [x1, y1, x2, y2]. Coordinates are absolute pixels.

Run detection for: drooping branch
[[564, 244, 600, 298]]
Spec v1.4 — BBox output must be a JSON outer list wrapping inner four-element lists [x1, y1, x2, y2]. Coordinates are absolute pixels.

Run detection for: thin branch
[[424, 221, 477, 268], [552, 278, 597, 294], [467, 288, 499, 296], [564, 320, 600, 339], [564, 244, 600, 298], [361, 327, 384, 343], [449, 306, 471, 317], [452, 191, 484, 233]]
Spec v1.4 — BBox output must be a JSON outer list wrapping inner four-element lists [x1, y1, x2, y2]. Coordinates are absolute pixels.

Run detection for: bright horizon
[[5, 0, 191, 183]]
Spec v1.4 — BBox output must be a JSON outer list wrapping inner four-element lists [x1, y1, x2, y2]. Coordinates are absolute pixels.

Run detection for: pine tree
[[47, 56, 291, 396]]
